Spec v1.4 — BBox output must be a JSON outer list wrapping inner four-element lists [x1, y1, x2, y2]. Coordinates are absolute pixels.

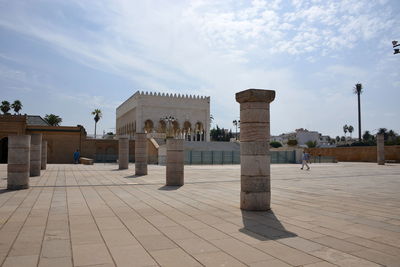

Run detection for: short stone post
[[166, 138, 184, 186], [119, 136, 129, 169], [30, 133, 42, 177], [8, 135, 31, 190], [41, 141, 47, 170], [135, 133, 148, 175], [377, 133, 385, 165], [236, 89, 275, 211]]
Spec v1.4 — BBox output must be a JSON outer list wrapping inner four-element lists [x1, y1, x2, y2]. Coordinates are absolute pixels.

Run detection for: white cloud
[[0, 0, 398, 136]]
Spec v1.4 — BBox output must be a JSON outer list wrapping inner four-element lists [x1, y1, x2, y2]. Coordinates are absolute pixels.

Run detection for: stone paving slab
[[0, 162, 399, 266]]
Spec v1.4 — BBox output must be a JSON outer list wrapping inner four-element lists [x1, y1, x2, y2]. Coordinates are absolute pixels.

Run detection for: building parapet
[[117, 90, 210, 110]]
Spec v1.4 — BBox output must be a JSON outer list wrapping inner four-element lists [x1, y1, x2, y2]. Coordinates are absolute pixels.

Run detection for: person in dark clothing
[[73, 149, 80, 164]]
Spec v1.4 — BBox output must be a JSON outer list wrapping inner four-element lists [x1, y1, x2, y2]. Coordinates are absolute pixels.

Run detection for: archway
[[144, 119, 154, 133], [183, 121, 191, 141], [158, 120, 166, 133], [195, 122, 203, 141], [172, 121, 180, 137], [0, 137, 8, 163]]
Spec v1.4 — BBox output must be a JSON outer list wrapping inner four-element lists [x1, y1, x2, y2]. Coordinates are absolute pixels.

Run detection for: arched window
[[144, 119, 154, 133], [172, 121, 180, 136], [158, 120, 166, 133]]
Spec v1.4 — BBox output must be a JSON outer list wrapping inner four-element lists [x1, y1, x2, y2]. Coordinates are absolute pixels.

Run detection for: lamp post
[[392, 40, 400, 54], [162, 116, 176, 138]]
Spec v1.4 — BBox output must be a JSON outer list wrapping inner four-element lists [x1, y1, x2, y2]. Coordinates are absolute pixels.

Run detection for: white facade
[[296, 129, 320, 146], [116, 91, 210, 141], [272, 128, 332, 147]]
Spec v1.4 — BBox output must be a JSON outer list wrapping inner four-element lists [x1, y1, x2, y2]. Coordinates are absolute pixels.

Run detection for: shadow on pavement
[[124, 174, 146, 178], [240, 210, 297, 240], [158, 185, 182, 191], [0, 188, 11, 194]]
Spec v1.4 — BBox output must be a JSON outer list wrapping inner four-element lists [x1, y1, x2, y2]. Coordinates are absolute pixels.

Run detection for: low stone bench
[[80, 157, 94, 165]]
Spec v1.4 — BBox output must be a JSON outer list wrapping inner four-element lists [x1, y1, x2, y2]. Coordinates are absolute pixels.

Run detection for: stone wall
[[307, 146, 400, 162], [0, 115, 26, 138], [27, 126, 84, 164], [81, 138, 158, 164]]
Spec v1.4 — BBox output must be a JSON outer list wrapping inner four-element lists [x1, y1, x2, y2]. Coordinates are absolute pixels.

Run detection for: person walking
[[301, 151, 310, 170]]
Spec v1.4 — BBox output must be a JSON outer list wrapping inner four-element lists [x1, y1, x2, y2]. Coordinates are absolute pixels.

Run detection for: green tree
[[0, 101, 11, 114], [348, 125, 354, 138], [287, 139, 298, 146], [11, 100, 22, 114], [343, 124, 348, 138], [44, 114, 62, 126], [335, 136, 340, 142], [306, 140, 317, 148], [387, 130, 397, 142], [232, 120, 239, 140], [270, 141, 282, 148], [354, 83, 363, 141], [378, 128, 388, 140], [91, 109, 102, 139], [362, 130, 372, 141]]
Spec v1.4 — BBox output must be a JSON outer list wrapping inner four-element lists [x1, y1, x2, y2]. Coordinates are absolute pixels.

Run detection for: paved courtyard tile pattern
[[0, 162, 400, 267]]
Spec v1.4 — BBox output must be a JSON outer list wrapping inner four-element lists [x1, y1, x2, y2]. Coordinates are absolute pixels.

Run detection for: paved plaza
[[0, 163, 399, 267]]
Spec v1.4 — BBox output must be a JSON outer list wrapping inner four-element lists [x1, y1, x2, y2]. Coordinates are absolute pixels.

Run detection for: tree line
[[1, 100, 102, 135]]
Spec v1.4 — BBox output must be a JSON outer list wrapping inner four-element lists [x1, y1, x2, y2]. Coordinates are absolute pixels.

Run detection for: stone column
[[8, 135, 31, 190], [30, 133, 42, 177], [135, 133, 148, 175], [377, 133, 385, 165], [119, 136, 129, 169], [166, 138, 184, 186], [236, 89, 275, 211], [41, 141, 47, 170]]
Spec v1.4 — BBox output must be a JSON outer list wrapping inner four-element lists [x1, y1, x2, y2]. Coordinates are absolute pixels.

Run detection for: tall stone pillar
[[30, 133, 42, 177], [41, 141, 47, 170], [166, 138, 184, 186], [377, 133, 385, 165], [236, 89, 275, 211], [8, 135, 31, 190], [135, 133, 148, 175], [119, 136, 129, 169]]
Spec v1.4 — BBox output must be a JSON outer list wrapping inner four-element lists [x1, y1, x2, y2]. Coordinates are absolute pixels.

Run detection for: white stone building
[[295, 129, 320, 146], [116, 91, 211, 141], [271, 128, 333, 147]]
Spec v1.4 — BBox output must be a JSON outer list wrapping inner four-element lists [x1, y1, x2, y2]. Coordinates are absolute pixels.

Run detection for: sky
[[0, 0, 399, 138]]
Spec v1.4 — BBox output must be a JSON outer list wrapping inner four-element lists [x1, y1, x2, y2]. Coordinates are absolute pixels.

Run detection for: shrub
[[270, 141, 282, 148], [306, 140, 317, 148], [287, 139, 298, 146]]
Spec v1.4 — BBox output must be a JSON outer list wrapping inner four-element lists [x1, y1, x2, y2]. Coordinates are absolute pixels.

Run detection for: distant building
[[0, 114, 160, 164], [271, 128, 333, 147], [295, 128, 320, 146], [0, 114, 86, 163], [116, 91, 211, 141]]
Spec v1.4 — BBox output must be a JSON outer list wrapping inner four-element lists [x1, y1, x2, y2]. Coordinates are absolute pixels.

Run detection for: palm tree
[[348, 125, 354, 139], [0, 101, 11, 114], [233, 120, 240, 140], [354, 83, 363, 141], [11, 100, 23, 114], [44, 114, 62, 126], [92, 109, 102, 139], [343, 124, 348, 138]]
